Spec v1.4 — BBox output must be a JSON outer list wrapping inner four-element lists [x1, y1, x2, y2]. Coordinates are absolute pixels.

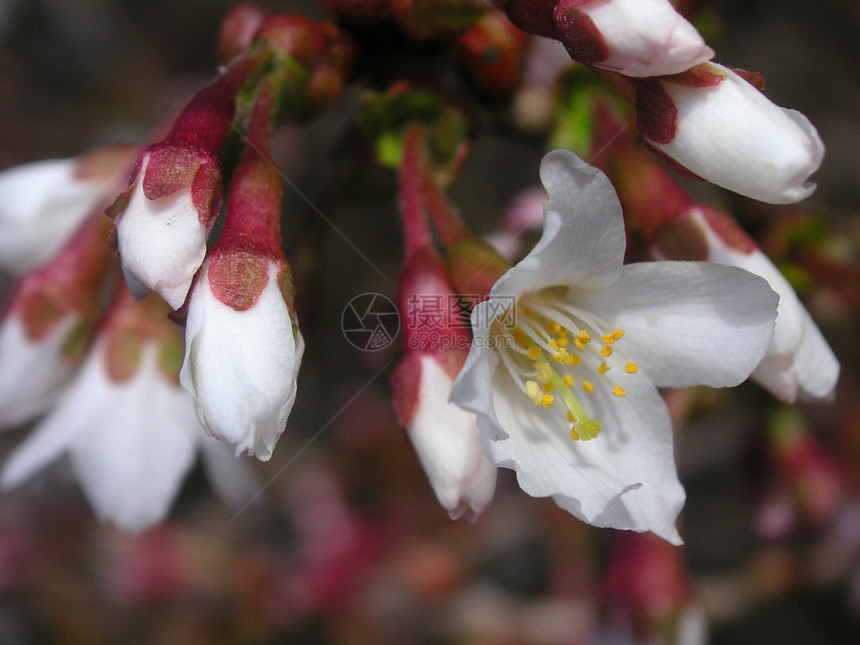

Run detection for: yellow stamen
[[526, 380, 542, 404], [567, 354, 581, 365], [562, 374, 574, 388], [552, 349, 569, 363], [625, 361, 639, 374], [598, 362, 611, 375], [570, 426, 580, 441], [542, 382, 554, 394], [577, 330, 590, 344], [574, 338, 584, 351], [582, 381, 594, 393], [527, 346, 541, 360], [611, 329, 624, 341], [557, 336, 569, 348], [548, 339, 559, 351], [612, 386, 626, 397], [540, 394, 554, 408], [547, 321, 561, 335], [513, 328, 527, 346], [566, 410, 575, 423], [600, 346, 613, 357]]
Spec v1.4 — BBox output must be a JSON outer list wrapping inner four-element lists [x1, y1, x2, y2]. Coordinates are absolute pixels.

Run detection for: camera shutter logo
[[341, 293, 400, 351]]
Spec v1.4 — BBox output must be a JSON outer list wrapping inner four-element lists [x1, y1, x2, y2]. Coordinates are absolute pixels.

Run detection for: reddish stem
[[419, 163, 468, 248], [166, 48, 268, 158], [398, 126, 437, 261], [216, 77, 285, 260]]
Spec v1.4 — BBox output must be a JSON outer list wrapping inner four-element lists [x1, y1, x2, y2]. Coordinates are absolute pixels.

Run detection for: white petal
[[574, 262, 778, 388], [582, 0, 714, 77], [1, 343, 109, 489], [0, 314, 79, 428], [115, 156, 209, 309], [490, 150, 625, 300], [0, 159, 106, 274], [651, 66, 824, 204], [697, 230, 839, 402], [70, 348, 198, 532], [408, 354, 496, 521], [180, 261, 303, 460], [452, 318, 684, 542], [760, 325, 836, 398], [472, 358, 683, 543]]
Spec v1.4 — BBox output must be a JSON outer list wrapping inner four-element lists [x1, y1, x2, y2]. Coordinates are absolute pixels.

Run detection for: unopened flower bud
[[0, 145, 136, 275], [254, 15, 353, 122], [636, 63, 824, 204], [111, 55, 263, 308], [179, 80, 303, 460], [392, 252, 497, 520], [180, 253, 303, 460], [218, 2, 272, 62], [456, 10, 530, 95], [0, 213, 113, 427], [497, 0, 713, 77], [2, 289, 203, 532]]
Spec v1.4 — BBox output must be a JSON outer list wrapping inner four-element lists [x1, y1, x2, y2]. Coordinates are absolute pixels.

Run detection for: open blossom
[[652, 207, 839, 402], [637, 63, 824, 204], [499, 0, 713, 78], [1, 291, 258, 531], [2, 342, 199, 531], [451, 150, 778, 543], [0, 145, 135, 275]]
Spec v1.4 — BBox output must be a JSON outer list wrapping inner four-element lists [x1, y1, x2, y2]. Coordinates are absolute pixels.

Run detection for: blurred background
[[1, 0, 859, 643]]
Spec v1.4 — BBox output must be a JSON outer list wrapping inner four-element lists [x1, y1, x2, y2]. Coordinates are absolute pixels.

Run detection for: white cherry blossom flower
[[451, 150, 779, 543], [2, 338, 259, 531], [0, 147, 134, 275], [2, 343, 199, 531]]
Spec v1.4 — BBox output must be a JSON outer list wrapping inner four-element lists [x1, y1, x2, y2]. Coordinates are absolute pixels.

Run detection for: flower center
[[492, 288, 639, 442]]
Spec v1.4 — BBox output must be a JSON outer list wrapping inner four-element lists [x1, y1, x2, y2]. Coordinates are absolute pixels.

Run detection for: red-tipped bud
[[392, 249, 497, 520], [254, 15, 353, 122], [218, 3, 272, 62], [456, 10, 530, 95]]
